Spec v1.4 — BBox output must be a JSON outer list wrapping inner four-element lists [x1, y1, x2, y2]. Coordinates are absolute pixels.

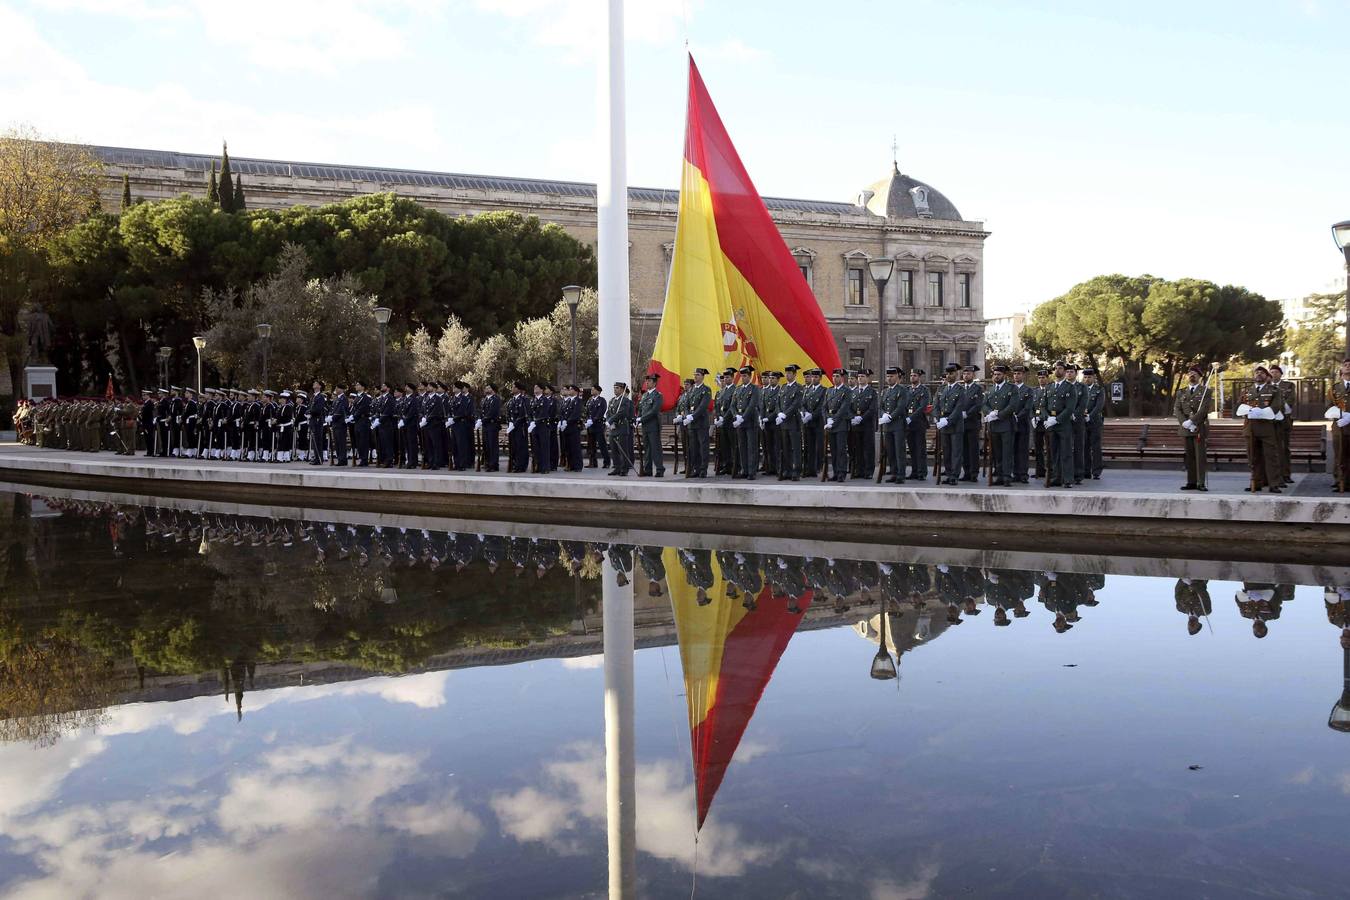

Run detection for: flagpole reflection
[[603, 554, 636, 897]]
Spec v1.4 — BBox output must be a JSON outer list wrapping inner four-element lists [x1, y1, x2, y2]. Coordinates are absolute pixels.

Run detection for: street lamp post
[[373, 307, 392, 386], [1333, 221, 1350, 359], [157, 346, 172, 389], [255, 323, 272, 388], [562, 285, 583, 384], [870, 596, 898, 681], [868, 258, 895, 372], [192, 336, 206, 396]]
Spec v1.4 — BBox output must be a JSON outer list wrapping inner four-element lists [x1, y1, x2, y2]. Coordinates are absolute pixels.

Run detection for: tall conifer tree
[[233, 175, 246, 211], [207, 162, 219, 203], [120, 174, 132, 211], [218, 141, 235, 213]]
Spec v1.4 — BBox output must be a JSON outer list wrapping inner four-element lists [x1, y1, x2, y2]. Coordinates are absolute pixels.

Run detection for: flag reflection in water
[[665, 548, 812, 829]]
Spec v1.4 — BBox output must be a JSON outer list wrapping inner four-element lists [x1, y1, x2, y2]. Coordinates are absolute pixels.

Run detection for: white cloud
[[489, 742, 779, 877]]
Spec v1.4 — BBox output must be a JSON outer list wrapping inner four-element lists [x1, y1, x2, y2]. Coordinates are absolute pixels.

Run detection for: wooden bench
[[1101, 421, 1148, 459]]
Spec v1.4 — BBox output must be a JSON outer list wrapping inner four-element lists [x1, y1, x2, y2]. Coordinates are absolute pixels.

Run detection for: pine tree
[[120, 174, 132, 211], [218, 141, 235, 213], [207, 162, 219, 203], [233, 175, 246, 211]]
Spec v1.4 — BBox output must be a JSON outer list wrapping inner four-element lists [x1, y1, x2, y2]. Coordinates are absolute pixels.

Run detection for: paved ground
[[1, 443, 1337, 499]]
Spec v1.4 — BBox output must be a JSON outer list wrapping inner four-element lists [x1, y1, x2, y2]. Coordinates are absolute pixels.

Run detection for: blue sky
[[3, 0, 1348, 315]]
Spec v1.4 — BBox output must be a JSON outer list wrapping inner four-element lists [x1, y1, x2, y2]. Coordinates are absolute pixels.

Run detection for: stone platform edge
[[4, 451, 1348, 551]]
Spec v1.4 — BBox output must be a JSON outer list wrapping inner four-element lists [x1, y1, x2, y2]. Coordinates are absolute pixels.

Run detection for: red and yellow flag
[[664, 548, 813, 829], [647, 56, 841, 409]]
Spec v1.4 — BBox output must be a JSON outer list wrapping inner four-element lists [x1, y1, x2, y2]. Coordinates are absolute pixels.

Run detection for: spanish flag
[[664, 548, 813, 829], [647, 56, 842, 409]]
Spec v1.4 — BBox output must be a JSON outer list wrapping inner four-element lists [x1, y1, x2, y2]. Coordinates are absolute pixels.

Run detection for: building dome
[[858, 162, 963, 221]]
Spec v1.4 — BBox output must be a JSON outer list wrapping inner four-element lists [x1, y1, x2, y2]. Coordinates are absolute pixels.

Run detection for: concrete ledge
[[3, 446, 1348, 559]]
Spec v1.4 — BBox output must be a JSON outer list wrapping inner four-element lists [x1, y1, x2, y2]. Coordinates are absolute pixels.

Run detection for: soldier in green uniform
[[1174, 364, 1212, 491], [1030, 368, 1050, 479], [852, 369, 878, 478], [1235, 581, 1286, 638], [713, 369, 737, 476], [776, 364, 803, 481], [638, 373, 664, 477], [802, 367, 826, 476], [606, 381, 635, 476], [685, 367, 712, 478], [905, 368, 930, 479], [1331, 359, 1350, 493], [1065, 363, 1087, 484], [1010, 365, 1033, 483], [823, 366, 853, 482], [672, 379, 691, 473], [960, 365, 983, 481], [1240, 365, 1283, 493], [760, 370, 780, 476], [878, 366, 909, 483], [1082, 367, 1106, 479], [1045, 360, 1079, 487], [732, 364, 761, 480], [1269, 363, 1295, 487], [935, 363, 964, 485], [980, 364, 1017, 485], [1174, 578, 1212, 636]]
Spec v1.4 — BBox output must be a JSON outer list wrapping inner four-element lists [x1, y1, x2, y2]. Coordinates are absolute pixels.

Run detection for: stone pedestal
[[23, 366, 57, 401]]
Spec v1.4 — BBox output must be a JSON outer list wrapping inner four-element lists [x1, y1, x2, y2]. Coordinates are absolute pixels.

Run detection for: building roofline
[[92, 144, 867, 216]]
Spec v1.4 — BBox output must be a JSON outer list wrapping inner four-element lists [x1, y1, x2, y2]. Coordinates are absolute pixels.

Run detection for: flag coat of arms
[[647, 56, 842, 409]]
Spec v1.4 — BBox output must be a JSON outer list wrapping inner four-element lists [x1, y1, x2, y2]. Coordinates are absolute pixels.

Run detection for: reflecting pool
[[1, 488, 1348, 898]]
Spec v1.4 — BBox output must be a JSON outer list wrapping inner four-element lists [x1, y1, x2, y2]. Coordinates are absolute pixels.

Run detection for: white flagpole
[[603, 557, 637, 898], [598, 0, 632, 395]]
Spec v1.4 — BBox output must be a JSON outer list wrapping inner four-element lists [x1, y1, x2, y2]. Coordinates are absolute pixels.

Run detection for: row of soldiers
[[650, 359, 1106, 487], [20, 397, 140, 454]]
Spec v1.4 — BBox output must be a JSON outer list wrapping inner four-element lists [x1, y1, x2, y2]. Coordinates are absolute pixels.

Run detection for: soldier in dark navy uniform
[[478, 382, 502, 471], [905, 368, 929, 479], [449, 381, 475, 470], [307, 381, 328, 465], [399, 382, 419, 468], [329, 384, 351, 466], [529, 383, 554, 473], [506, 381, 530, 473], [559, 384, 585, 471], [373, 383, 396, 467], [823, 367, 852, 482], [423, 383, 447, 469], [584, 386, 609, 469], [350, 380, 373, 466]]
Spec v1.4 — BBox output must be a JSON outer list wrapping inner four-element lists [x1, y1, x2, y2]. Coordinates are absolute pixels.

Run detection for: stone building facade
[[95, 146, 989, 373]]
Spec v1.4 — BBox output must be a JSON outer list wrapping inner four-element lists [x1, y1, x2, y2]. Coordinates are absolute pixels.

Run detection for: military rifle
[[875, 428, 887, 483], [933, 419, 943, 483]]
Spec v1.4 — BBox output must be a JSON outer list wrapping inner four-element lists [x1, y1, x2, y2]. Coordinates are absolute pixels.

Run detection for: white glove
[[1284, 404, 1292, 415], [557, 421, 566, 432], [733, 415, 744, 428], [1235, 403, 1251, 417], [235, 418, 243, 427], [850, 416, 862, 426], [936, 417, 948, 430], [397, 420, 405, 429], [419, 417, 427, 427], [528, 422, 536, 434], [684, 415, 694, 426], [983, 412, 997, 424], [961, 411, 968, 419], [905, 416, 912, 425], [345, 416, 354, 424], [878, 563, 893, 575], [1043, 571, 1058, 582], [775, 413, 786, 425], [506, 422, 514, 433], [1188, 421, 1198, 432], [802, 411, 813, 423], [324, 416, 332, 426], [878, 413, 891, 425], [1325, 405, 1342, 421], [1045, 416, 1057, 428], [713, 416, 723, 427], [474, 419, 482, 430], [373, 417, 381, 427], [1274, 412, 1284, 421], [1182, 419, 1193, 430], [825, 418, 834, 429], [759, 418, 766, 428], [585, 419, 593, 428], [1340, 414, 1350, 428]]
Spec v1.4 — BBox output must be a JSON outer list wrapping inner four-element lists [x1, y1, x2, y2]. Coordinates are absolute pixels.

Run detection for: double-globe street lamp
[[562, 285, 583, 384], [256, 323, 272, 387], [1333, 221, 1350, 358], [374, 306, 392, 385], [192, 336, 206, 396]]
